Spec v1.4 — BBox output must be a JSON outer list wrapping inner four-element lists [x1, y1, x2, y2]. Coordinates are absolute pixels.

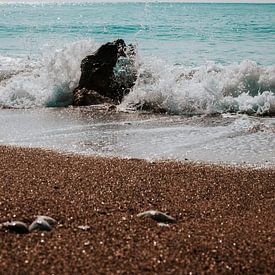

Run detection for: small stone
[[78, 225, 90, 231], [36, 215, 57, 226], [158, 222, 170, 227], [2, 221, 29, 234], [137, 210, 176, 224], [107, 105, 117, 112], [29, 218, 52, 232]]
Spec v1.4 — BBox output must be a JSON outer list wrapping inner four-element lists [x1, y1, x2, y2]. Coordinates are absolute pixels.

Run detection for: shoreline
[[1, 108, 275, 166], [0, 145, 274, 274]]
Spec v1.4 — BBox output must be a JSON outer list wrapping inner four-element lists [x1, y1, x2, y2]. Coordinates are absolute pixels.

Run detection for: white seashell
[[137, 210, 176, 224], [29, 218, 52, 232], [2, 221, 29, 234]]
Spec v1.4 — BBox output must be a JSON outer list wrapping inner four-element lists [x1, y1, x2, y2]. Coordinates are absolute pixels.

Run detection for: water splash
[[0, 39, 97, 108], [120, 58, 275, 115]]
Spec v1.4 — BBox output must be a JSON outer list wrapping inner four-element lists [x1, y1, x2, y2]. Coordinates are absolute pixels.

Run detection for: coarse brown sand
[[0, 145, 274, 274]]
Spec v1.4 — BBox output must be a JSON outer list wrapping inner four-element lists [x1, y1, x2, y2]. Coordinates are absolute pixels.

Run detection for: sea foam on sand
[[0, 108, 274, 166]]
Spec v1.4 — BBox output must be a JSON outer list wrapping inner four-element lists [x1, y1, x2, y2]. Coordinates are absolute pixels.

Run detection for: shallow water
[[1, 108, 274, 166]]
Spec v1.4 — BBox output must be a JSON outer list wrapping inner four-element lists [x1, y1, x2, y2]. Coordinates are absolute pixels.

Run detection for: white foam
[[1, 109, 274, 165], [120, 58, 275, 115], [0, 39, 98, 108]]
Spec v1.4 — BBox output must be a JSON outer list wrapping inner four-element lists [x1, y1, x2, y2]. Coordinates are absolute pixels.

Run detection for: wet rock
[[73, 88, 114, 106], [107, 104, 117, 112], [73, 39, 137, 106], [137, 210, 176, 224], [29, 216, 56, 232], [1, 221, 29, 234], [126, 101, 167, 114]]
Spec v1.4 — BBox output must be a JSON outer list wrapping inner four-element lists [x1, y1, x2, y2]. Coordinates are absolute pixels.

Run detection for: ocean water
[[0, 2, 274, 164], [0, 2, 275, 114]]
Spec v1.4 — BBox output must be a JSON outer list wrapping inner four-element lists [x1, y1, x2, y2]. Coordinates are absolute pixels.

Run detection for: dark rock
[[138, 102, 167, 114], [127, 101, 167, 114], [107, 104, 117, 112], [73, 88, 113, 106], [73, 39, 137, 106]]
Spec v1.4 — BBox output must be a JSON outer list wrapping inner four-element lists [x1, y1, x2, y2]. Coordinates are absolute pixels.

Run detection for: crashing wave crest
[[0, 39, 98, 108], [0, 40, 274, 115], [120, 58, 275, 115]]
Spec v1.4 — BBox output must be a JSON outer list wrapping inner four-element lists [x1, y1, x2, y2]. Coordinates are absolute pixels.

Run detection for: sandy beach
[[0, 145, 274, 274]]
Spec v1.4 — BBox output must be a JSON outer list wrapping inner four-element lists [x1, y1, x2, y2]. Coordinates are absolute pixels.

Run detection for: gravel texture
[[0, 146, 274, 274]]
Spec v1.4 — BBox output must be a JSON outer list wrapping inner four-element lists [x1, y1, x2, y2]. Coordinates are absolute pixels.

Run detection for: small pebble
[[29, 218, 52, 232], [2, 221, 29, 234], [36, 215, 57, 226], [78, 225, 91, 231], [158, 222, 170, 227], [137, 210, 176, 224], [107, 105, 117, 112]]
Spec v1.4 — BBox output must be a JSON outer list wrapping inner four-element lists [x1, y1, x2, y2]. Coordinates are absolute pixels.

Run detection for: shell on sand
[[29, 218, 52, 232], [1, 221, 29, 234], [137, 210, 176, 224]]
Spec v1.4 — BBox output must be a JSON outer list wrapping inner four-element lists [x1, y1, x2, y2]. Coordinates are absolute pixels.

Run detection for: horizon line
[[1, 0, 275, 4]]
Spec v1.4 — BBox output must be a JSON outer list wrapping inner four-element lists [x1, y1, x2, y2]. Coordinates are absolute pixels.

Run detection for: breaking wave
[[0, 40, 98, 108], [121, 58, 275, 115], [0, 40, 275, 115]]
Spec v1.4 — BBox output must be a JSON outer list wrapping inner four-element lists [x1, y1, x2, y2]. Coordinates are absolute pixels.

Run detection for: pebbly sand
[[0, 145, 274, 274]]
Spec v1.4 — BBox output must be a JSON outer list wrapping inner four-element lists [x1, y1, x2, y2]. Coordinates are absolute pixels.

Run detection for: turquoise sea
[[1, 2, 275, 65], [0, 2, 274, 164]]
